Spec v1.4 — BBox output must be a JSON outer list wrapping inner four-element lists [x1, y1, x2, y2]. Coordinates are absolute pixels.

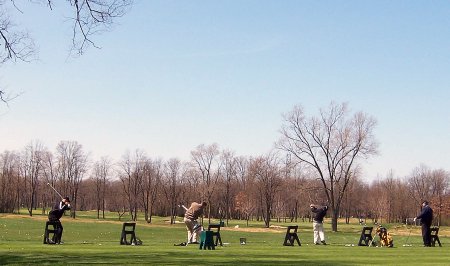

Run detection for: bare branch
[[0, 10, 36, 63], [67, 0, 133, 56]]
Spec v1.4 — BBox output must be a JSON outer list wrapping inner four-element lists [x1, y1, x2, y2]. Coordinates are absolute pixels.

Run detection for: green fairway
[[1, 213, 449, 265]]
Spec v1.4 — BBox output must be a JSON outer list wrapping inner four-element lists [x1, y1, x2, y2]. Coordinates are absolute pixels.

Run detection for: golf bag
[[376, 225, 393, 247]]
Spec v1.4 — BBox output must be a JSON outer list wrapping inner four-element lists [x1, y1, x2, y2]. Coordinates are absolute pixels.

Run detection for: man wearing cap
[[414, 200, 433, 247], [48, 197, 71, 244], [183, 201, 207, 244]]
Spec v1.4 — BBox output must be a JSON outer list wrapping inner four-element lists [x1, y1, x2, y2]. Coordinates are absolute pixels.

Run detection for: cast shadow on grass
[[0, 253, 354, 266]]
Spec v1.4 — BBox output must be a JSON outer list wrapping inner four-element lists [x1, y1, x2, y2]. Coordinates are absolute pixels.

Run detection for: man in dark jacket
[[48, 197, 71, 244], [310, 204, 328, 245], [414, 200, 433, 247]]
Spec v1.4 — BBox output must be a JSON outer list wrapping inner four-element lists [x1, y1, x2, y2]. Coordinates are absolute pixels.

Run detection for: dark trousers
[[421, 224, 431, 246], [49, 220, 64, 243]]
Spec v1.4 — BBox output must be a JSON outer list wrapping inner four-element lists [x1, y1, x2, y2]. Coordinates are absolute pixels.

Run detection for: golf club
[[47, 182, 63, 199], [403, 218, 413, 247], [367, 222, 378, 247]]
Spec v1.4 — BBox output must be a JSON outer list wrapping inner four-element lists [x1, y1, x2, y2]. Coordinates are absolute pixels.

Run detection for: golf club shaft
[[405, 218, 412, 245], [47, 183, 63, 199]]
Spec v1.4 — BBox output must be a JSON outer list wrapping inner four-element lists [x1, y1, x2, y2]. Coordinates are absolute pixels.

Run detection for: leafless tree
[[21, 141, 46, 216], [108, 179, 127, 220], [40, 150, 57, 213], [0, 3, 35, 64], [278, 102, 378, 231], [161, 158, 184, 224], [118, 149, 145, 221], [407, 165, 434, 209], [92, 156, 111, 219], [218, 149, 238, 225], [141, 158, 162, 223], [55, 140, 88, 218], [0, 0, 132, 60], [429, 169, 449, 225], [341, 176, 370, 223], [234, 190, 256, 226], [235, 156, 249, 190], [191, 143, 221, 223], [0, 150, 20, 212], [249, 153, 283, 228], [0, 0, 132, 100]]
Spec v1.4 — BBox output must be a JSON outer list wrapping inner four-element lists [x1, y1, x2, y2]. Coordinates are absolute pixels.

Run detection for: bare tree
[[108, 180, 127, 220], [41, 150, 57, 213], [0, 0, 132, 60], [141, 158, 162, 223], [0, 0, 132, 100], [407, 165, 434, 209], [278, 102, 378, 231], [429, 169, 449, 225], [118, 150, 145, 221], [92, 156, 111, 219], [161, 158, 184, 224], [191, 143, 221, 223], [0, 3, 35, 64], [21, 141, 45, 216], [0, 150, 20, 212], [249, 153, 283, 228], [219, 149, 238, 225], [234, 190, 256, 226], [55, 140, 88, 218]]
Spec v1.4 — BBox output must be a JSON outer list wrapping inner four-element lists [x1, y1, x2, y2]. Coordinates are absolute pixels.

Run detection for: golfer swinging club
[[182, 201, 207, 244], [310, 203, 328, 245], [48, 196, 71, 244]]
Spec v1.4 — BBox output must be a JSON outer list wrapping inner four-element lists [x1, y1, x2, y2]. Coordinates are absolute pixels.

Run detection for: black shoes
[[321, 241, 327, 245]]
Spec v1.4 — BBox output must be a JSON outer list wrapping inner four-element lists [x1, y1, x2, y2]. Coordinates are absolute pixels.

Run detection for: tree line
[[1, 142, 448, 229], [1, 103, 449, 230]]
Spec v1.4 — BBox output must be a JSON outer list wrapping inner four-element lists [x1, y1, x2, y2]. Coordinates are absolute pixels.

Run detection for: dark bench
[[358, 226, 373, 246], [208, 224, 223, 246], [431, 227, 442, 247], [120, 222, 137, 245], [283, 225, 301, 246], [43, 221, 62, 244], [199, 231, 215, 250]]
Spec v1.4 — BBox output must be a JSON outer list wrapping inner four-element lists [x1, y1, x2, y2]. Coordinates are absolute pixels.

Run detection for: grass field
[[0, 211, 449, 265]]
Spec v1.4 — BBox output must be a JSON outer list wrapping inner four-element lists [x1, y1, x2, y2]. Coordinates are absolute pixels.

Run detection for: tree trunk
[[332, 208, 339, 232]]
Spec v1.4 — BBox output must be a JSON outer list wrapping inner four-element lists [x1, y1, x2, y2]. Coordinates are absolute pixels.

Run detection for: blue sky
[[1, 0, 449, 181]]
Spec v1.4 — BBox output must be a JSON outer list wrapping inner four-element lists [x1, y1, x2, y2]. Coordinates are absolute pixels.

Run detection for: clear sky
[[1, 0, 449, 181]]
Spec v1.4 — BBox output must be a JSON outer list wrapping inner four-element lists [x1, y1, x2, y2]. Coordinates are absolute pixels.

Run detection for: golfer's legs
[[184, 217, 194, 243], [422, 224, 431, 246], [318, 223, 325, 242], [58, 223, 64, 243], [191, 222, 202, 243], [313, 221, 320, 243]]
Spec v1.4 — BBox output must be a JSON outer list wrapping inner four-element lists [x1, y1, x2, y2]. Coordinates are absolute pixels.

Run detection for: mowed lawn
[[0, 212, 449, 265]]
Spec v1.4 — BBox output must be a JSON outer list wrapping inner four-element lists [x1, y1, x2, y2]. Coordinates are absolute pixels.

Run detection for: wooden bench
[[283, 225, 301, 246]]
